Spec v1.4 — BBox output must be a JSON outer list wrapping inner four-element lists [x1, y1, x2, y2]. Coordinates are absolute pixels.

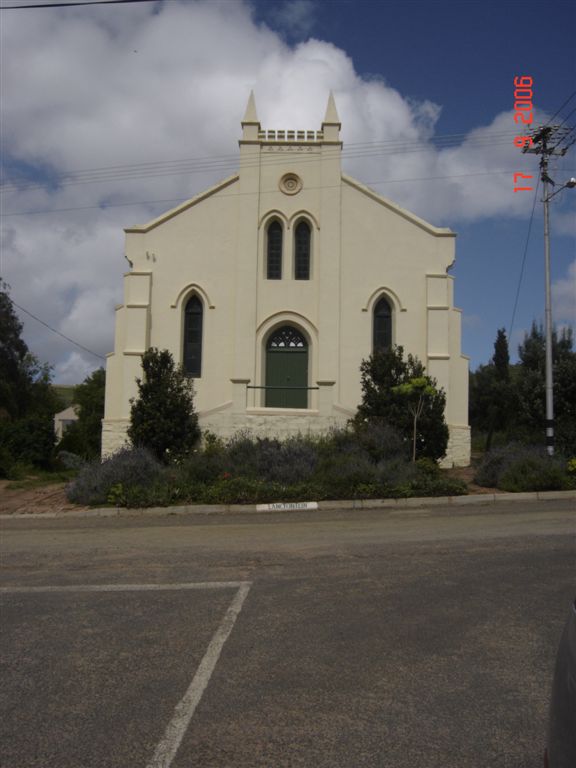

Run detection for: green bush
[[498, 457, 571, 492], [475, 443, 572, 492], [128, 348, 200, 462], [64, 429, 469, 507], [66, 447, 165, 505], [0, 415, 56, 476]]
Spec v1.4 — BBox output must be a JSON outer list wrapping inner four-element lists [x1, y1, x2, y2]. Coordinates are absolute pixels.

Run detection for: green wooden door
[[265, 327, 308, 408]]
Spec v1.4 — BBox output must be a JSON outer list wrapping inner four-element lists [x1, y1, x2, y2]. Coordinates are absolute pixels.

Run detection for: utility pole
[[523, 126, 574, 456]]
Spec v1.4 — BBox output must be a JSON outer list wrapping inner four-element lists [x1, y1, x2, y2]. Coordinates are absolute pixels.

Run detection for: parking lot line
[[1, 581, 252, 768]]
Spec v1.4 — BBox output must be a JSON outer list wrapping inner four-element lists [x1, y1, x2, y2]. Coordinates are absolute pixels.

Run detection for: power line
[[0, 168, 545, 217], [10, 300, 107, 360], [0, 130, 523, 193], [508, 177, 540, 342], [1, 0, 163, 9], [544, 91, 576, 126]]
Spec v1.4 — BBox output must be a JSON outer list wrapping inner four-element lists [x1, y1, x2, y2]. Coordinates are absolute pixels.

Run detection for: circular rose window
[[279, 173, 303, 195]]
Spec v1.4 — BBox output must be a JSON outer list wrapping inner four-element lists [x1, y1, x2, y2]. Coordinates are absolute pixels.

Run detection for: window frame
[[294, 219, 311, 280], [373, 295, 393, 353], [183, 294, 203, 378], [266, 220, 283, 280]]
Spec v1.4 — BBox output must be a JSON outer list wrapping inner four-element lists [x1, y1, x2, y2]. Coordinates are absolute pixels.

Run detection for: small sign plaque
[[256, 501, 318, 513]]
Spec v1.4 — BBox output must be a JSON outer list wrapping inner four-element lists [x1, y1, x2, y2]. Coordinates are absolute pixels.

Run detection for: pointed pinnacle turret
[[242, 90, 259, 125], [240, 90, 261, 145], [323, 91, 341, 127]]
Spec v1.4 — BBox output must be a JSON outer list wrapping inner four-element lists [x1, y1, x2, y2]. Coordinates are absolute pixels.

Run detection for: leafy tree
[[1, 280, 32, 418], [469, 328, 514, 450], [515, 323, 575, 454], [0, 282, 59, 474], [128, 348, 200, 462], [58, 368, 106, 459], [493, 328, 510, 381], [393, 377, 439, 461], [354, 346, 449, 461]]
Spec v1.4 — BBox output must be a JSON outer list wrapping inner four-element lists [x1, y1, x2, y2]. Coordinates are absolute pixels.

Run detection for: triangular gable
[[124, 174, 239, 233], [341, 174, 455, 238]]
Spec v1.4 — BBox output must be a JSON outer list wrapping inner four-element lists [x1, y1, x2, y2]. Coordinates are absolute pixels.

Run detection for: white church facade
[[102, 94, 471, 466]]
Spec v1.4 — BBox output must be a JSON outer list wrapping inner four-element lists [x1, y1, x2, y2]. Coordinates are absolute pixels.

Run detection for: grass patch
[[6, 468, 77, 491]]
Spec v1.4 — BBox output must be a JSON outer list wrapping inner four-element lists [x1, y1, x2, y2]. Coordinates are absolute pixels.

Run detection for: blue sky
[[1, 0, 574, 384]]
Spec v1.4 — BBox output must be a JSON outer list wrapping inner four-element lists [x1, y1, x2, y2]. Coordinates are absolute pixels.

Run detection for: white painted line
[[146, 582, 251, 768], [0, 582, 247, 594], [1, 581, 252, 768], [256, 501, 318, 512]]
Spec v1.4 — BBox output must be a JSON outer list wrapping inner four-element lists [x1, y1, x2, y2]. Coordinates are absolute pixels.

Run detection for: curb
[[1, 490, 574, 521]]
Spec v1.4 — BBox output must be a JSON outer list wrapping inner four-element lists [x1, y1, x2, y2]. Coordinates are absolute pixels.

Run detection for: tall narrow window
[[373, 296, 392, 352], [183, 295, 203, 377], [294, 220, 311, 280], [267, 221, 283, 279]]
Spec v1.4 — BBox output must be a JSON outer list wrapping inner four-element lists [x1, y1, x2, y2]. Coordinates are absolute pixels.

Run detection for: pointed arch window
[[294, 220, 311, 280], [267, 220, 283, 279], [373, 296, 392, 352], [183, 295, 203, 377]]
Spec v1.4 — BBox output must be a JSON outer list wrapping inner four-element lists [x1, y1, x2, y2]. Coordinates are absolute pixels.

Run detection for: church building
[[102, 94, 470, 466]]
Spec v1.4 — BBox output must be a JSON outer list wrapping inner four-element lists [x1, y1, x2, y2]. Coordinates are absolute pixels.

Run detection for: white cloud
[[0, 0, 566, 380], [552, 260, 576, 327], [54, 351, 101, 385]]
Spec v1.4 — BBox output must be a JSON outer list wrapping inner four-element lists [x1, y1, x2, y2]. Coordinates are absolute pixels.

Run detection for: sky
[[1, 0, 575, 385]]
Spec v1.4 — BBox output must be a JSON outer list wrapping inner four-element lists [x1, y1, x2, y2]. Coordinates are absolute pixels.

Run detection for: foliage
[[514, 324, 575, 455], [474, 443, 573, 491], [0, 280, 30, 419], [66, 446, 164, 505], [128, 348, 200, 462], [393, 376, 439, 461], [66, 430, 467, 507], [58, 368, 106, 459], [0, 283, 61, 475], [469, 328, 514, 451], [354, 346, 449, 461], [470, 324, 576, 455]]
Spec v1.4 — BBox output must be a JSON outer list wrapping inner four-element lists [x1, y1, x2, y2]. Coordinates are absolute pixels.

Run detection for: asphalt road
[[1, 499, 574, 768]]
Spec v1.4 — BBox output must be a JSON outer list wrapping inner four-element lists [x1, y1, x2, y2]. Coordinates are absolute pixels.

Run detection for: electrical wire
[[508, 177, 540, 342], [543, 91, 576, 127], [0, 130, 522, 193], [1, 0, 163, 9], [0, 168, 545, 217], [10, 300, 107, 360]]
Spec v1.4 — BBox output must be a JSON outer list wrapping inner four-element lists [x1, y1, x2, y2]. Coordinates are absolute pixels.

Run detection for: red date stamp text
[[513, 76, 534, 191]]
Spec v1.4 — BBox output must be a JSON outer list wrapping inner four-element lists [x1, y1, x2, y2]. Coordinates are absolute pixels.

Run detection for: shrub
[[128, 348, 200, 462], [56, 450, 86, 471], [66, 447, 164, 505], [354, 346, 449, 461], [351, 422, 408, 463], [475, 443, 571, 492], [261, 436, 318, 484], [498, 456, 571, 492], [0, 415, 56, 474]]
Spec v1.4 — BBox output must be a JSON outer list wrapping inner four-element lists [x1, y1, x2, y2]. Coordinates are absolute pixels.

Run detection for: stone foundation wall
[[101, 419, 131, 457], [199, 407, 349, 441], [440, 424, 471, 468], [102, 411, 471, 467]]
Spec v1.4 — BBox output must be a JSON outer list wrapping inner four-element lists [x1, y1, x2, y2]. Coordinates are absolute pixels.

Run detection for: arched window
[[294, 220, 311, 280], [373, 296, 392, 352], [183, 295, 203, 377], [267, 220, 283, 279]]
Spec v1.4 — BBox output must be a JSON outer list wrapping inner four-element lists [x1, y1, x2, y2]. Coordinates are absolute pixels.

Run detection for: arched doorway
[[265, 326, 309, 408]]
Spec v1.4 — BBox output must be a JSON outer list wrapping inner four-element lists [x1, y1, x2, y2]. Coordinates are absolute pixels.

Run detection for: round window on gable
[[279, 173, 303, 195]]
